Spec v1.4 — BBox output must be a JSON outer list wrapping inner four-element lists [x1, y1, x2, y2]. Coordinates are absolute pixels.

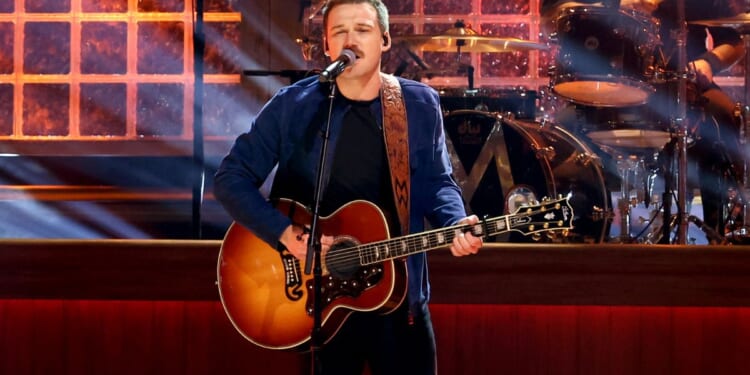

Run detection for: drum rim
[[500, 117, 612, 243], [554, 4, 661, 31], [443, 108, 504, 118], [436, 87, 535, 98]]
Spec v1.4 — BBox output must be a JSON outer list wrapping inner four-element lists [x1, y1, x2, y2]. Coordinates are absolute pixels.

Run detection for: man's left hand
[[449, 215, 483, 257]]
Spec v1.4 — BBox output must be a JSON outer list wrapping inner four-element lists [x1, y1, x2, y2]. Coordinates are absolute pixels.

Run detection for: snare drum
[[550, 6, 660, 107], [575, 105, 672, 150]]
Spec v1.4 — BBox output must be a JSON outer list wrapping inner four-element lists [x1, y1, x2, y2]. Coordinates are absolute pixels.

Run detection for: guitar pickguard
[[304, 265, 384, 316], [279, 249, 304, 301]]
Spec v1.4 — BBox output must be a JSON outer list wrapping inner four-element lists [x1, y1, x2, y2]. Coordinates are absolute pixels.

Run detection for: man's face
[[324, 3, 390, 81]]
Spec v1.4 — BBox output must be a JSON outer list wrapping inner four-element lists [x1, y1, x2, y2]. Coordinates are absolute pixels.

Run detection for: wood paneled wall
[[3, 300, 750, 374], [4, 240, 750, 374]]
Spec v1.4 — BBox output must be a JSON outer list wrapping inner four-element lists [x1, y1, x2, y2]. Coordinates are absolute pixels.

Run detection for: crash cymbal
[[690, 12, 750, 32], [393, 24, 548, 53]]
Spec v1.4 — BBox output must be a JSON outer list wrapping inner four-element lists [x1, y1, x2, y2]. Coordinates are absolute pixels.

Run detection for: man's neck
[[336, 72, 382, 101]]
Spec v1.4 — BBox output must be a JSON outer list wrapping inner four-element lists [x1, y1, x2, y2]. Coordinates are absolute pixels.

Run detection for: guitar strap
[[379, 73, 410, 236]]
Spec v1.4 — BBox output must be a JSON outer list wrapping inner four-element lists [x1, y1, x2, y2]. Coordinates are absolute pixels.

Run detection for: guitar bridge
[[304, 265, 384, 315]]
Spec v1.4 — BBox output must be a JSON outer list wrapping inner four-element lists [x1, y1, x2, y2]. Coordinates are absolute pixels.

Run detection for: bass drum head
[[443, 110, 613, 243]]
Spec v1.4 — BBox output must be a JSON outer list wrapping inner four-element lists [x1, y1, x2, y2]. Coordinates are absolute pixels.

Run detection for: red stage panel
[[4, 241, 750, 373], [3, 300, 750, 374]]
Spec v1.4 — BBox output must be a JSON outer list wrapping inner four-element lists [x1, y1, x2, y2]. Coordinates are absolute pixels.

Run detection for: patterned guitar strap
[[379, 73, 410, 236]]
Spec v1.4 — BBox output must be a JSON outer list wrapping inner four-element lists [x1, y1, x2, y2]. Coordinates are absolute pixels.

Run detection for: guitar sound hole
[[326, 238, 360, 279]]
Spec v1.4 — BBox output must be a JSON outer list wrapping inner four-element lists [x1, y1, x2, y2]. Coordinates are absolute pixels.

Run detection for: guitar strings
[[320, 209, 547, 268]]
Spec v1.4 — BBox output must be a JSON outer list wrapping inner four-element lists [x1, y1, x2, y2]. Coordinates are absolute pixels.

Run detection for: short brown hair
[[321, 0, 390, 34]]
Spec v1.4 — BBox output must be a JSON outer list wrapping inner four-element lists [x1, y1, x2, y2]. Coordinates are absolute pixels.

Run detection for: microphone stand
[[191, 0, 206, 239], [305, 80, 337, 375]]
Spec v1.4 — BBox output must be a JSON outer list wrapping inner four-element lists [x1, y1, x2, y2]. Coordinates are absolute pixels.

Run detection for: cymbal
[[393, 25, 549, 53], [690, 12, 750, 31]]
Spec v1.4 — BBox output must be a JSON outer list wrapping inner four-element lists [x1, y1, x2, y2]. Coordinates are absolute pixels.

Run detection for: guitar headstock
[[508, 196, 574, 236]]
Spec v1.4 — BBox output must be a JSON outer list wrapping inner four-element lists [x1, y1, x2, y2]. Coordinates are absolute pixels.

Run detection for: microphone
[[319, 49, 357, 82]]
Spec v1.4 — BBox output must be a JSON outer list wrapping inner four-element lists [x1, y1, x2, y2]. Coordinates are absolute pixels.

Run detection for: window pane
[[0, 23, 13, 74], [81, 22, 127, 74], [80, 83, 127, 136], [205, 22, 240, 74], [138, 0, 184, 12], [82, 0, 128, 13], [480, 23, 530, 78], [137, 83, 184, 136], [0, 84, 12, 135], [24, 22, 71, 74], [482, 0, 530, 15], [205, 0, 239, 12], [424, 0, 471, 15], [23, 84, 70, 136], [0, 1, 13, 12], [383, 0, 415, 15], [25, 0, 70, 13], [137, 22, 184, 74]]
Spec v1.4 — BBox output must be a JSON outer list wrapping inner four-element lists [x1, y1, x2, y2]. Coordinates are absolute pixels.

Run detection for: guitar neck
[[357, 218, 490, 265], [356, 198, 571, 265]]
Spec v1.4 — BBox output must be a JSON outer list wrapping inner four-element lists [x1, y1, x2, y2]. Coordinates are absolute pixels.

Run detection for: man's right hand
[[279, 225, 334, 261]]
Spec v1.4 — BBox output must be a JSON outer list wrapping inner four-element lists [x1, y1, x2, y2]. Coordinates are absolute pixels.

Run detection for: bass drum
[[443, 109, 613, 243]]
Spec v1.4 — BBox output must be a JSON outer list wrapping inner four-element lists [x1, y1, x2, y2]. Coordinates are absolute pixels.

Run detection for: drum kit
[[289, 3, 750, 244], [392, 6, 750, 245]]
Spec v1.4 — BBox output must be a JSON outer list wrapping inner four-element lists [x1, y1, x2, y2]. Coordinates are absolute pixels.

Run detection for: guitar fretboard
[[357, 214, 524, 265], [323, 198, 569, 268]]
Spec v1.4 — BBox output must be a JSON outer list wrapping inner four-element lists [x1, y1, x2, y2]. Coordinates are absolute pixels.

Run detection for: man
[[650, 0, 745, 236], [214, 0, 482, 373]]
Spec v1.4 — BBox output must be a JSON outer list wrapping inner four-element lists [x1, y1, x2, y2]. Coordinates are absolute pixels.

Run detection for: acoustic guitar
[[217, 197, 573, 350]]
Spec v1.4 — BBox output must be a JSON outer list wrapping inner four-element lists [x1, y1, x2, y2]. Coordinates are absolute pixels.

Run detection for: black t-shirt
[[322, 98, 398, 232], [269, 94, 399, 234]]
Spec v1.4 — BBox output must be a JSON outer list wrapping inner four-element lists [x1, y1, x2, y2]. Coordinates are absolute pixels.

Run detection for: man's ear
[[382, 31, 392, 52]]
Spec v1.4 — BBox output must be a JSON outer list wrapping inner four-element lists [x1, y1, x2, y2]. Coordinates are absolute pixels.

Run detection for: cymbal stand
[[452, 20, 476, 91]]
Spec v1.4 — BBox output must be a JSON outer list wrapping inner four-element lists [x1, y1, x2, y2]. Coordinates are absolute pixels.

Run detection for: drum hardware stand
[[613, 154, 650, 243], [725, 100, 750, 241], [657, 0, 690, 244], [450, 20, 477, 92], [722, 28, 750, 241], [457, 63, 476, 91], [685, 14, 750, 242]]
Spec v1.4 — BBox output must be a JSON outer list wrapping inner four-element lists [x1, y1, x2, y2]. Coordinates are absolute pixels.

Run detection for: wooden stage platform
[[3, 240, 750, 374]]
